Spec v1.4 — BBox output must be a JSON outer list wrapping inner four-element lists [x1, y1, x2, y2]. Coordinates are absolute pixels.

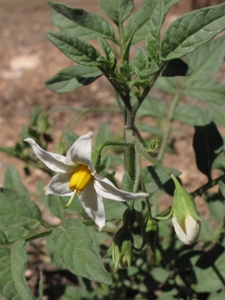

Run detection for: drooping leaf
[[0, 240, 34, 300], [184, 35, 225, 86], [46, 31, 102, 66], [193, 115, 223, 179], [46, 65, 102, 93], [162, 58, 189, 77], [182, 80, 225, 104], [98, 0, 134, 25], [49, 2, 116, 42], [0, 188, 43, 230], [161, 3, 225, 61], [47, 218, 112, 285]]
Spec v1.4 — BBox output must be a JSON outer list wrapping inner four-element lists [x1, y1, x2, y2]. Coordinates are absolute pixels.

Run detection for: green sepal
[[171, 174, 201, 225]]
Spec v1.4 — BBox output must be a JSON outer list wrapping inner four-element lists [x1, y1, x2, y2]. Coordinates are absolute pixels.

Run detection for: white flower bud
[[170, 174, 202, 245], [172, 213, 201, 245]]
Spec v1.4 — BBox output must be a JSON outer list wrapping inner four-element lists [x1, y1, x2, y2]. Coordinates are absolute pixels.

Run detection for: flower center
[[69, 164, 93, 194]]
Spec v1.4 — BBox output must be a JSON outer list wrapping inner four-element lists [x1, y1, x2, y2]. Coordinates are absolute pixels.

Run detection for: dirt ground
[[0, 0, 222, 298]]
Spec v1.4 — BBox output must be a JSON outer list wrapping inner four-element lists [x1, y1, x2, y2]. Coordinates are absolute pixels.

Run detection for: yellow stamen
[[69, 164, 93, 194]]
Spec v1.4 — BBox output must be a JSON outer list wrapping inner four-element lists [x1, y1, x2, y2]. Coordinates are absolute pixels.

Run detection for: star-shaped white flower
[[24, 132, 148, 230]]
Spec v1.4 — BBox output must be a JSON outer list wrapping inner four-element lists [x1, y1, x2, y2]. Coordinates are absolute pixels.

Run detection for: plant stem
[[157, 91, 181, 162], [191, 173, 225, 197], [24, 229, 52, 243]]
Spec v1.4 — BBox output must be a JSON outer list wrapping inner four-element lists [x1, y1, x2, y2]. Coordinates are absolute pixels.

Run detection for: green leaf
[[182, 80, 225, 104], [49, 2, 116, 42], [151, 267, 170, 283], [46, 31, 102, 66], [132, 48, 149, 73], [95, 122, 111, 148], [208, 291, 225, 300], [46, 65, 102, 93], [124, 0, 159, 44], [137, 60, 160, 78], [62, 131, 79, 148], [0, 188, 42, 230], [98, 38, 117, 69], [3, 165, 29, 196], [146, 0, 164, 61], [162, 58, 189, 77], [98, 0, 134, 25], [163, 0, 181, 13], [0, 240, 34, 300], [47, 218, 112, 285], [198, 220, 214, 242], [0, 227, 29, 245], [193, 117, 223, 179], [155, 76, 178, 94], [208, 197, 225, 224], [104, 200, 127, 221], [184, 35, 225, 84], [143, 166, 181, 195], [161, 3, 225, 61], [207, 103, 225, 126], [137, 96, 167, 118], [192, 243, 225, 293], [174, 105, 204, 126]]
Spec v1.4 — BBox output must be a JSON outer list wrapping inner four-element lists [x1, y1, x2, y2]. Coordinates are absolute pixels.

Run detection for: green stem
[[191, 173, 225, 197], [157, 91, 181, 162], [136, 141, 172, 177], [24, 229, 52, 243]]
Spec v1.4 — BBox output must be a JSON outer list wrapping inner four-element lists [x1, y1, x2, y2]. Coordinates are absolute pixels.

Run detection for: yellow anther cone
[[69, 164, 93, 193]]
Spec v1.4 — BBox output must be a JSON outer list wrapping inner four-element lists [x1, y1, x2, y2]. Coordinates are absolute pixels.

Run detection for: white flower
[[24, 132, 148, 230], [172, 213, 201, 245]]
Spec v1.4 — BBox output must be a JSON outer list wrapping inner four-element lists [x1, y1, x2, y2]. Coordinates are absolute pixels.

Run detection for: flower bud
[[111, 225, 134, 269], [171, 174, 201, 245], [142, 217, 159, 252], [122, 207, 136, 228]]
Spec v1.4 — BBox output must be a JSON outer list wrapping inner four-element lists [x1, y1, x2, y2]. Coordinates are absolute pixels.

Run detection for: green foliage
[[46, 65, 102, 93], [47, 218, 112, 285], [1, 0, 225, 299], [0, 241, 34, 300], [161, 3, 225, 60]]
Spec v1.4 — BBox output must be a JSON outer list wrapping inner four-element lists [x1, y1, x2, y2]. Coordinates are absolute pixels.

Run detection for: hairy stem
[[157, 91, 181, 162]]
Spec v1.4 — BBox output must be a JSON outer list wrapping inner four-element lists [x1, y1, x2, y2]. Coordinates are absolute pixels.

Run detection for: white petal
[[93, 174, 149, 201], [45, 171, 73, 196], [24, 138, 73, 173], [79, 180, 105, 231], [172, 214, 200, 245], [65, 132, 95, 173]]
